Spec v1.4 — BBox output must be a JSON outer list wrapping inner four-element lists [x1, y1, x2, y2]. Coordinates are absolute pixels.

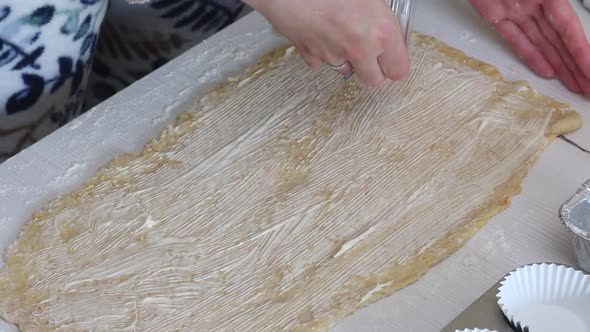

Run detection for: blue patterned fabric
[[87, 0, 249, 107], [0, 0, 250, 161], [0, 0, 108, 160]]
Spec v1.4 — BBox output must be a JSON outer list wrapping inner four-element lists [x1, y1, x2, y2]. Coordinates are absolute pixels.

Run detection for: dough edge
[[0, 32, 583, 331]]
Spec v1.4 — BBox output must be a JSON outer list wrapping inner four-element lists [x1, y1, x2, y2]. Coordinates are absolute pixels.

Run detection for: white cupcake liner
[[454, 329, 498, 332], [497, 263, 590, 332]]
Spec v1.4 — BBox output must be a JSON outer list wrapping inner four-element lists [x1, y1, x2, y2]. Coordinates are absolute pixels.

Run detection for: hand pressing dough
[[0, 33, 582, 331]]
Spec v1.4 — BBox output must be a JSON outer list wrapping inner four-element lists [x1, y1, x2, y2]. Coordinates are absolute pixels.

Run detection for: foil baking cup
[[388, 0, 415, 45], [497, 263, 590, 332], [560, 179, 590, 273]]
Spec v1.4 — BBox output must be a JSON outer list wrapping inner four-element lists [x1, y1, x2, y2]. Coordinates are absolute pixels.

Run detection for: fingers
[[298, 49, 324, 69], [333, 18, 409, 87], [518, 18, 561, 78], [378, 46, 410, 81], [469, 0, 505, 25], [332, 62, 354, 76], [543, 0, 590, 79], [297, 39, 382, 85], [343, 1, 407, 86], [321, 52, 354, 76], [377, 18, 411, 81], [350, 55, 386, 87], [302, 43, 402, 88], [533, 14, 590, 94], [495, 19, 556, 78], [290, 1, 411, 88], [518, 17, 582, 93]]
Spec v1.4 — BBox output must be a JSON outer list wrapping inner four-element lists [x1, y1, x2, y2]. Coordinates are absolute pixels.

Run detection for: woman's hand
[[244, 0, 410, 87], [470, 0, 590, 94]]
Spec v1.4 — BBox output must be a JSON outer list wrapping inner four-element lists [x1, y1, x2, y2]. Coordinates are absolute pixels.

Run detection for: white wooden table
[[1, 0, 589, 331]]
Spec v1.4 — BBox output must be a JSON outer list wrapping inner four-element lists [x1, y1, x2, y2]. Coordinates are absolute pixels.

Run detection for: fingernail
[[544, 67, 556, 78], [538, 64, 555, 79]]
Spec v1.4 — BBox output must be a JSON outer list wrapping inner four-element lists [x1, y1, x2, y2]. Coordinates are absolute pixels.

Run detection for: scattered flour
[[460, 31, 477, 44], [49, 163, 87, 188]]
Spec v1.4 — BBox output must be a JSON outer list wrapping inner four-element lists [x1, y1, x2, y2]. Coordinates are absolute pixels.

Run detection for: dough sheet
[[0, 34, 582, 331]]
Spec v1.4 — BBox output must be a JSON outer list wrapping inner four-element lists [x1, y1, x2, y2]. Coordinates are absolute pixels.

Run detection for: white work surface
[[1, 1, 590, 331]]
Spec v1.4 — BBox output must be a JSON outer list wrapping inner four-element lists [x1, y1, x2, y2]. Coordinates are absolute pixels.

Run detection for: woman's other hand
[[471, 0, 590, 94]]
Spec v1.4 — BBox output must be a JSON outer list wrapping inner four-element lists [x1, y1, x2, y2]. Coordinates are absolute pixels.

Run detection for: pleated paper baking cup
[[454, 329, 498, 332], [497, 263, 590, 332]]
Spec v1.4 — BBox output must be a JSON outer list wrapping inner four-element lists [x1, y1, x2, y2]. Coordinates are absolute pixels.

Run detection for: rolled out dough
[[0, 34, 582, 331]]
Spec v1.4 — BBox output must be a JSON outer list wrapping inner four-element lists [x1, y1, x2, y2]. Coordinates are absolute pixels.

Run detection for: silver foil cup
[[559, 180, 590, 273], [388, 0, 415, 45]]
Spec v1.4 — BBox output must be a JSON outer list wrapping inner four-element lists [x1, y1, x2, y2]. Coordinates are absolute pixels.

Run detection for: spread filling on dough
[[0, 33, 582, 331]]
